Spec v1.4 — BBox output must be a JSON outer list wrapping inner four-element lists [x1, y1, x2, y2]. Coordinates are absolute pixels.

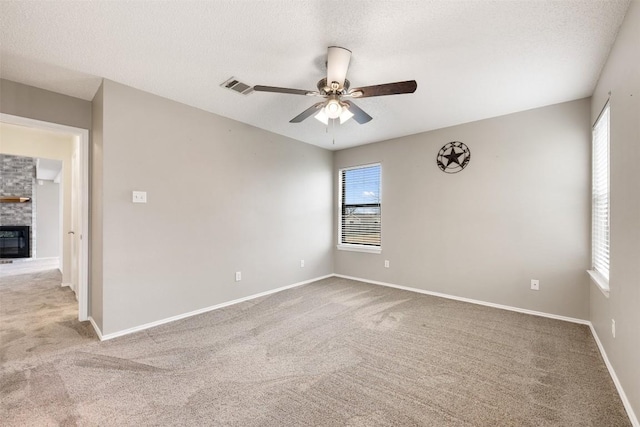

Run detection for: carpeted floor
[[0, 270, 632, 426]]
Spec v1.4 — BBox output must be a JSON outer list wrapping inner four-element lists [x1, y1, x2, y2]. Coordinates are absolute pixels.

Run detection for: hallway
[[0, 264, 96, 364]]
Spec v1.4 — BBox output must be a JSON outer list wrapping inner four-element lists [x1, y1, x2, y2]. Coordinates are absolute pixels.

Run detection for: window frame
[[337, 163, 382, 254], [588, 101, 610, 297]]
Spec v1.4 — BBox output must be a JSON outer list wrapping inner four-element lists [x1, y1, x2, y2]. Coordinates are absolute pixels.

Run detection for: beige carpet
[[0, 270, 631, 426]]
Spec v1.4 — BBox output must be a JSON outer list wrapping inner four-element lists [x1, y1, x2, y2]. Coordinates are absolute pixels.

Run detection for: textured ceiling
[[0, 1, 630, 150]]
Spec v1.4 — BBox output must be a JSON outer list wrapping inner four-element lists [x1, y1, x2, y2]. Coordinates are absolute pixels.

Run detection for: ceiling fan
[[253, 46, 417, 125]]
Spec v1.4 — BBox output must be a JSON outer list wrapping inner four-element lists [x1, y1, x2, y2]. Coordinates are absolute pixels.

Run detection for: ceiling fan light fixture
[[339, 107, 354, 124], [325, 98, 342, 119], [314, 108, 329, 125]]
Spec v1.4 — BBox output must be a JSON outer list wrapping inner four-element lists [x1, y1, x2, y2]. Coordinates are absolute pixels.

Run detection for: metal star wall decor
[[437, 141, 471, 173]]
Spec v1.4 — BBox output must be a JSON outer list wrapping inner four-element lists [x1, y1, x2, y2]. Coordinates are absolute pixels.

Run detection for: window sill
[[587, 270, 610, 298], [337, 244, 382, 254]]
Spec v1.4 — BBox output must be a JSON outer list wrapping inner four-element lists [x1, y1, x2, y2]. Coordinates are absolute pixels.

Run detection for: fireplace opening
[[0, 226, 31, 259]]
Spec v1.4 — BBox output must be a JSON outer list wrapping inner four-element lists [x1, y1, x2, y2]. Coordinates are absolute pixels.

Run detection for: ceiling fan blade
[[349, 80, 417, 98], [253, 85, 313, 96], [343, 101, 373, 124], [327, 46, 352, 90], [290, 102, 325, 123]]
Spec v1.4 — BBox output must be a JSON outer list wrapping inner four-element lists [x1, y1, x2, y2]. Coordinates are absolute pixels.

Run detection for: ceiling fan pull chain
[[332, 118, 336, 145]]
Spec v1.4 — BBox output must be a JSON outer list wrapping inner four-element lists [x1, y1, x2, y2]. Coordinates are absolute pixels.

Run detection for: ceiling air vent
[[221, 77, 254, 95]]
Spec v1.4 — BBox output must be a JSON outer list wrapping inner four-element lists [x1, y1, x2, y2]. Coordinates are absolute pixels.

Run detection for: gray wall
[[94, 80, 333, 335], [590, 0, 640, 419], [35, 180, 60, 259], [334, 99, 591, 320], [0, 79, 92, 130]]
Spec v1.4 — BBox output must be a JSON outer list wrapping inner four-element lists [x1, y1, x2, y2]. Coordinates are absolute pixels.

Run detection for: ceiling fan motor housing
[[317, 78, 350, 95]]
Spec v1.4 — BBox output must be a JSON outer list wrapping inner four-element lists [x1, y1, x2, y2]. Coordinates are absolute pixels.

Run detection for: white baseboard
[[85, 272, 637, 424], [96, 274, 334, 341], [333, 274, 589, 325], [588, 323, 639, 427], [88, 316, 103, 341]]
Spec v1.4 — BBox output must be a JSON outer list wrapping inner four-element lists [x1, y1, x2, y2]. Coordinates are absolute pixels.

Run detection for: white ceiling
[[0, 1, 630, 150], [36, 158, 63, 182]]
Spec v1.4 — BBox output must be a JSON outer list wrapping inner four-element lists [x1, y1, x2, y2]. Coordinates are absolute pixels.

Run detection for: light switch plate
[[132, 191, 147, 203]]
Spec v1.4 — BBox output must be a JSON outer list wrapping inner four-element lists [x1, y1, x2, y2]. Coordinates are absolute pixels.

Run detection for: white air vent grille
[[221, 77, 254, 95]]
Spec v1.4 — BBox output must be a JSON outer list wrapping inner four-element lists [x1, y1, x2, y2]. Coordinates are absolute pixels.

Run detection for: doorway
[[0, 113, 89, 321]]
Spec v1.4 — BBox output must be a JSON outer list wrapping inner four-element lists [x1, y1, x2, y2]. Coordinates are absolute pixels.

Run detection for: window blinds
[[592, 104, 610, 280], [340, 164, 381, 246]]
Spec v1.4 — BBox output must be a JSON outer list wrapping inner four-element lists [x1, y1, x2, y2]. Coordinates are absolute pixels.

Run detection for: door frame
[[1, 113, 89, 321]]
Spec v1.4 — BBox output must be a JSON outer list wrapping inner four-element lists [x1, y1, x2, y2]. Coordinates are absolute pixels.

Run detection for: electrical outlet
[[530, 279, 539, 291], [235, 271, 241, 282], [384, 260, 390, 268], [300, 260, 305, 268], [612, 319, 616, 338]]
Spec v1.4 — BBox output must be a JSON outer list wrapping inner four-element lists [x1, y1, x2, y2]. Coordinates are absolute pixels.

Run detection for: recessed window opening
[[338, 163, 381, 253], [591, 102, 610, 287]]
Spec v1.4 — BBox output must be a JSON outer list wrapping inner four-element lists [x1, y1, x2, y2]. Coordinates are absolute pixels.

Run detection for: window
[[338, 164, 381, 253], [590, 103, 610, 290]]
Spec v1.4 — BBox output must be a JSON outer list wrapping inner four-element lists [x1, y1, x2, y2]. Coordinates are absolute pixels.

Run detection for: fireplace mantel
[[0, 196, 31, 203]]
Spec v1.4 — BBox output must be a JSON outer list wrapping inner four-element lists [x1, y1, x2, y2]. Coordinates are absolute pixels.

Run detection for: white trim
[[339, 162, 382, 172], [95, 274, 334, 341], [0, 113, 89, 322], [587, 269, 610, 298], [337, 244, 382, 254], [588, 323, 639, 426], [333, 274, 589, 325], [30, 256, 59, 261], [88, 316, 103, 341]]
